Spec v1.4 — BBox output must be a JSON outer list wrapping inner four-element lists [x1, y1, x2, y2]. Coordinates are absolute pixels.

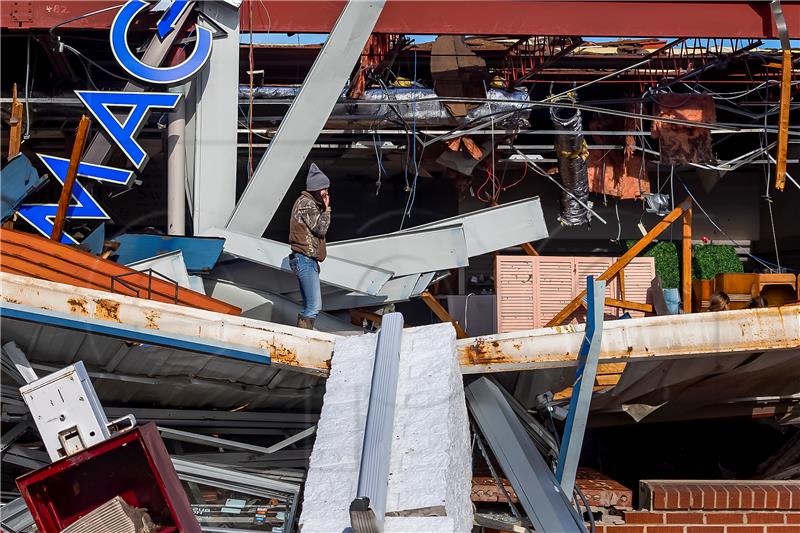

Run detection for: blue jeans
[[290, 253, 321, 319]]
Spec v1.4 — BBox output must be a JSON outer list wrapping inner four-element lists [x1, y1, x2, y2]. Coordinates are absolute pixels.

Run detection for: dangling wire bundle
[[550, 95, 590, 226]]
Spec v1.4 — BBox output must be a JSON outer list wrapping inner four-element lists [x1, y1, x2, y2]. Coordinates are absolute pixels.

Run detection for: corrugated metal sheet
[[0, 228, 240, 315]]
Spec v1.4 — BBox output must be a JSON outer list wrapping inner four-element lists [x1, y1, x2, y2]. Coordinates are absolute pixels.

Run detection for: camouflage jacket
[[289, 192, 331, 261]]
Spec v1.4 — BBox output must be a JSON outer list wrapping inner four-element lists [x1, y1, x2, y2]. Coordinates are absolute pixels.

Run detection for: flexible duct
[[550, 97, 590, 226]]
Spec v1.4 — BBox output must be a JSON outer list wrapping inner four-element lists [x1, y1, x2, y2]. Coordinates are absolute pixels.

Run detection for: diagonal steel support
[[351, 312, 404, 531], [226, 0, 386, 235], [555, 276, 606, 497], [466, 376, 587, 533]]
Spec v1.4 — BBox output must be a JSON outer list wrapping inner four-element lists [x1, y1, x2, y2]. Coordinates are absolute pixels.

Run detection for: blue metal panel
[[112, 233, 225, 272], [0, 302, 271, 365], [1, 154, 46, 220], [556, 276, 606, 496]]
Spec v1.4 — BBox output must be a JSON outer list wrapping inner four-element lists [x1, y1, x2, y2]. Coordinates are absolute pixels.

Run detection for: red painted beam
[[3, 1, 799, 38]]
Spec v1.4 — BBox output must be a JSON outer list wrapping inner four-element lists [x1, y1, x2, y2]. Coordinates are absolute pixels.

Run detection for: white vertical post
[[191, 2, 240, 234], [167, 94, 186, 235]]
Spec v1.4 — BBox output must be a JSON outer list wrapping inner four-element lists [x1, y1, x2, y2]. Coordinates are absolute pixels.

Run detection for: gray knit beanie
[[306, 163, 330, 192]]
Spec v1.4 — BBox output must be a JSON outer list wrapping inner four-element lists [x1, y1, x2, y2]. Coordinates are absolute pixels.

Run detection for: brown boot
[[297, 315, 315, 330]]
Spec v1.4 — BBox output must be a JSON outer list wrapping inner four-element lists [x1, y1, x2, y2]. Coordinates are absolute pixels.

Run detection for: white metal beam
[[205, 228, 393, 296], [326, 225, 468, 277], [400, 197, 548, 256], [225, 0, 386, 235]]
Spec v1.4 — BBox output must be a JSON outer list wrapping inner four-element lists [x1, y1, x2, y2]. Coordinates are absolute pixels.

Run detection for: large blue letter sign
[[16, 155, 133, 244], [75, 91, 182, 169], [111, 0, 213, 85], [19, 0, 214, 244]]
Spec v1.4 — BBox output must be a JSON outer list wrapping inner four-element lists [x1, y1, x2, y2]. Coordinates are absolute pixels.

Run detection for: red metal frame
[[16, 423, 200, 533], [3, 1, 799, 38]]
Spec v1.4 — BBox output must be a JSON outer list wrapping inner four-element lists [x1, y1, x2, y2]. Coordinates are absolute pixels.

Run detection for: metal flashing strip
[[398, 198, 549, 256], [354, 312, 404, 526], [466, 377, 587, 533], [0, 303, 272, 365], [226, 0, 387, 235], [172, 457, 300, 495], [327, 224, 468, 277], [205, 227, 393, 296]]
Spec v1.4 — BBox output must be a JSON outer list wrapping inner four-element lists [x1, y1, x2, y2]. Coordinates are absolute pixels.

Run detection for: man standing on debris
[[289, 163, 332, 329]]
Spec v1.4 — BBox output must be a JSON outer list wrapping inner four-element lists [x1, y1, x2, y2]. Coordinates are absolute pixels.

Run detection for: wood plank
[[775, 48, 792, 191], [51, 115, 91, 241], [605, 297, 653, 313], [545, 200, 691, 327], [520, 242, 540, 256], [682, 206, 693, 313], [420, 290, 469, 339], [7, 83, 23, 159]]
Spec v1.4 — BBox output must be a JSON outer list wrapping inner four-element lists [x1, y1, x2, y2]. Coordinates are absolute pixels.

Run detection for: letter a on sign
[[75, 91, 181, 169]]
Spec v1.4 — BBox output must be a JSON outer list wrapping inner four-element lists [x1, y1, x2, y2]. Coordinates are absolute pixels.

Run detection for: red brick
[[687, 528, 724, 533], [626, 512, 665, 524], [666, 488, 682, 510], [765, 488, 781, 510], [652, 485, 669, 510], [689, 485, 706, 510], [787, 514, 800, 524], [777, 487, 794, 510], [647, 527, 684, 533], [753, 487, 769, 510], [608, 526, 646, 533], [742, 487, 756, 510], [704, 487, 720, 510], [766, 527, 800, 533], [679, 487, 694, 510], [726, 527, 765, 533], [706, 513, 746, 524], [749, 513, 788, 524], [665, 513, 705, 524], [790, 488, 800, 510]]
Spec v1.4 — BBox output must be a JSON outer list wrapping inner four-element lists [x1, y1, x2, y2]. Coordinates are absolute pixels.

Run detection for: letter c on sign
[[110, 0, 213, 85]]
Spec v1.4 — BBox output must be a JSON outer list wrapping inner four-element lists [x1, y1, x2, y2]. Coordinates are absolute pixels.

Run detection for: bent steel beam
[[226, 0, 386, 235], [205, 228, 393, 296]]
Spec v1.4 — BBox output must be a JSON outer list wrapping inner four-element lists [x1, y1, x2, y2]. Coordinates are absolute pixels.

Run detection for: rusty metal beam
[[459, 305, 800, 374], [4, 1, 800, 39]]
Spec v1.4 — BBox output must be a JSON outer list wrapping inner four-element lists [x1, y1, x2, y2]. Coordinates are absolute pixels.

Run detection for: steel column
[[191, 2, 240, 233], [225, 0, 386, 235]]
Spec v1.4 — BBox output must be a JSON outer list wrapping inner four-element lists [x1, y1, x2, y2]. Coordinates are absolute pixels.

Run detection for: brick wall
[[592, 481, 800, 533]]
